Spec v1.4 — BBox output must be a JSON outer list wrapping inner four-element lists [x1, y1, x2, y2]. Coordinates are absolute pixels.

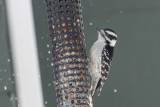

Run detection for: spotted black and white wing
[[96, 45, 114, 96]]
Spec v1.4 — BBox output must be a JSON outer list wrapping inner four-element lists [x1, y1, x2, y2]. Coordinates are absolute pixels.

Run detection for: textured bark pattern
[[45, 0, 92, 106]]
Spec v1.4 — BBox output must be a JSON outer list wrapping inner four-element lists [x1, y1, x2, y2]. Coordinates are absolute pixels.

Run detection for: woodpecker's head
[[97, 28, 117, 47]]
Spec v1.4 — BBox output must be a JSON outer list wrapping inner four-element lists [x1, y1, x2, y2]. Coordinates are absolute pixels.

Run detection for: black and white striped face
[[97, 28, 117, 47]]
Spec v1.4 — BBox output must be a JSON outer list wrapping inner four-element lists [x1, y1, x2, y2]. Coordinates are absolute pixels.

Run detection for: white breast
[[89, 39, 106, 78]]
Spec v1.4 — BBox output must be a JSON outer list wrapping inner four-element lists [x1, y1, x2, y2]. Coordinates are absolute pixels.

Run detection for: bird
[[89, 28, 117, 97]]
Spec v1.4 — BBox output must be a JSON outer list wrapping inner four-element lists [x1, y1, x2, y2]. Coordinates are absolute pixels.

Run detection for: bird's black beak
[[96, 28, 105, 36]]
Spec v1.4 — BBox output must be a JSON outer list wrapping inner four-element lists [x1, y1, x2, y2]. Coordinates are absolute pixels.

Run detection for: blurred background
[[0, 0, 160, 107]]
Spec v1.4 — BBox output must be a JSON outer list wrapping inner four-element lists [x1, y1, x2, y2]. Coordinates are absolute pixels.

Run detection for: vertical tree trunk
[[45, 0, 92, 106]]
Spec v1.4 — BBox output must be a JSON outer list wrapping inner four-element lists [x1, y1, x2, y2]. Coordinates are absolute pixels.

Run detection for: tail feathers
[[90, 82, 97, 97], [97, 85, 103, 96], [90, 78, 99, 97], [96, 79, 105, 96], [90, 78, 105, 97]]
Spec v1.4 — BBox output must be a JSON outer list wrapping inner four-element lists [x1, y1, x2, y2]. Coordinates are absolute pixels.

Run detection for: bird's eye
[[107, 34, 117, 40]]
